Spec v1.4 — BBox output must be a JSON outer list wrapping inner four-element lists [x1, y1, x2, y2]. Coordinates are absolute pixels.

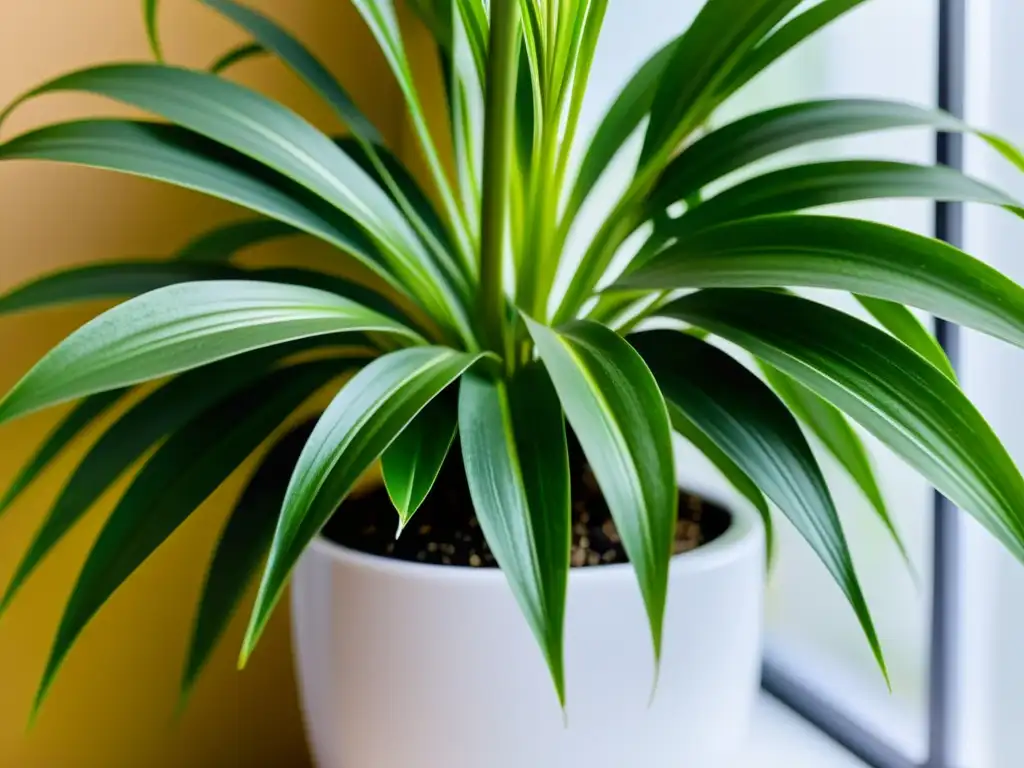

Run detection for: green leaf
[[407, 0, 453, 47], [0, 65, 395, 243], [32, 360, 345, 715], [0, 262, 237, 315], [242, 346, 485, 661], [0, 390, 128, 517], [334, 137, 461, 290], [455, 0, 489, 87], [658, 160, 1022, 235], [0, 120, 382, 275], [562, 37, 677, 230], [617, 214, 1024, 352], [716, 0, 872, 100], [855, 296, 956, 380], [523, 317, 676, 667], [660, 289, 1024, 569], [382, 391, 457, 534], [176, 219, 300, 262], [759, 363, 912, 572], [249, 266, 418, 330], [197, 0, 476, 291], [182, 419, 317, 700], [631, 329, 882, 673], [656, 386, 773, 564], [650, 99, 969, 212], [0, 280, 420, 426], [459, 364, 570, 703], [209, 42, 269, 75], [0, 259, 413, 335], [347, 0, 473, 260], [0, 344, 353, 617], [200, 0, 382, 144], [0, 64, 463, 328], [143, 0, 162, 61], [642, 0, 800, 165]]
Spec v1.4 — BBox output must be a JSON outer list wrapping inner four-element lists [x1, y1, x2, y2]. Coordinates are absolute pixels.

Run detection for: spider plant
[[4, 0, 1024, 715]]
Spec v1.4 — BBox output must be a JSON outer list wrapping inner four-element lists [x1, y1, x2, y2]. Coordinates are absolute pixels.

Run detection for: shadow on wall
[[0, 1, 405, 765]]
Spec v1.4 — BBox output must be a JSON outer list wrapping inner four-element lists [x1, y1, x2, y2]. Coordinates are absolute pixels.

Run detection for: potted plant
[[3, 0, 1024, 765]]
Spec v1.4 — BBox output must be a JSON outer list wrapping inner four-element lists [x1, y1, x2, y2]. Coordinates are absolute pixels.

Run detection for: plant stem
[[479, 0, 521, 357]]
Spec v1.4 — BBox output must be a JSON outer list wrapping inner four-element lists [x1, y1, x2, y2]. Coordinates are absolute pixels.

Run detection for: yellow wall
[[0, 2, 406, 765]]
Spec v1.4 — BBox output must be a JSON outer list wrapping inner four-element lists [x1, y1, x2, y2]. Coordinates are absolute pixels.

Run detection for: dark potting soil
[[322, 436, 732, 569]]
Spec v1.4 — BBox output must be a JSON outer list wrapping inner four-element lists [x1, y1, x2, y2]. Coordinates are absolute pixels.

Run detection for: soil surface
[[322, 437, 731, 568]]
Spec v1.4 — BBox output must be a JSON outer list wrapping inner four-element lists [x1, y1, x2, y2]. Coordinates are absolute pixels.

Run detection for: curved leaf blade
[[0, 120, 382, 273], [383, 392, 457, 534], [200, 0, 382, 144], [650, 99, 968, 212], [759, 362, 913, 573], [32, 360, 345, 715], [242, 347, 485, 660], [459, 364, 570, 703], [523, 317, 675, 666], [0, 262, 237, 315], [668, 404, 773, 564], [335, 137, 457, 275], [1, 64, 460, 323], [0, 345, 357, 616], [176, 218, 300, 262], [143, 0, 162, 61], [617, 214, 1024, 351], [660, 289, 1024, 568], [0, 280, 419, 426], [0, 260, 413, 336], [855, 296, 956, 380], [660, 160, 1022, 235], [563, 38, 677, 228], [1, 64, 399, 245], [0, 390, 128, 517], [209, 42, 269, 74], [632, 329, 882, 673], [182, 419, 317, 699], [642, 0, 800, 164], [716, 0, 871, 100]]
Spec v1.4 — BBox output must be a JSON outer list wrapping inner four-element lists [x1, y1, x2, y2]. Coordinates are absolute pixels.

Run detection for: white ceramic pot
[[290, 496, 764, 768]]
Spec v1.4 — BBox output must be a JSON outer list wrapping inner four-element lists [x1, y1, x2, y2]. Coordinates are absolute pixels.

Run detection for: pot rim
[[308, 487, 762, 584]]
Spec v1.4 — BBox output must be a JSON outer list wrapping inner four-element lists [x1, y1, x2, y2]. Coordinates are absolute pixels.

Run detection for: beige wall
[[0, 1, 407, 765]]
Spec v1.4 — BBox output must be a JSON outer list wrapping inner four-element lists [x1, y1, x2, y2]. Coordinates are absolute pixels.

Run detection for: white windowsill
[[733, 695, 867, 767]]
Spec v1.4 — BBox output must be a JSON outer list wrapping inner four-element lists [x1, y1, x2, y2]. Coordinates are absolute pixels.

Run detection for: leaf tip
[[647, 656, 663, 709], [28, 674, 55, 730]]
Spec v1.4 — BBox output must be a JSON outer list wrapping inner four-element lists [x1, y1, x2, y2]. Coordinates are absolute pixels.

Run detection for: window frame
[[759, 2, 967, 767]]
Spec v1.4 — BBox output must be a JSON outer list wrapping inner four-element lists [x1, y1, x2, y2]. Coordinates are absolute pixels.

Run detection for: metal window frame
[[760, 2, 967, 767]]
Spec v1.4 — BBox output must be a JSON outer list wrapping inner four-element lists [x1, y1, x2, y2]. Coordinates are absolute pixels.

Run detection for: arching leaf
[[0, 280, 420, 426], [632, 329, 882, 674], [459, 364, 570, 703], [0, 345, 362, 616], [182, 419, 317, 699], [759, 363, 913, 573], [0, 390, 128, 517], [0, 121, 383, 276], [524, 317, 675, 668], [660, 289, 1024, 568], [242, 347, 485, 661], [659, 160, 1021, 235], [618, 214, 1024, 351], [32, 360, 346, 715]]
